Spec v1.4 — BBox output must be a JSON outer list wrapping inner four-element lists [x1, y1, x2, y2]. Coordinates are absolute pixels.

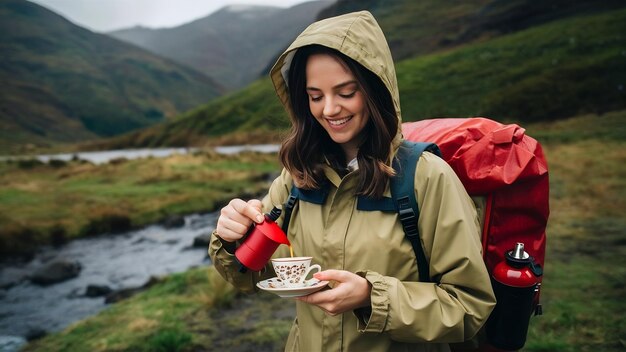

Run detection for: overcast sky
[[29, 0, 320, 32]]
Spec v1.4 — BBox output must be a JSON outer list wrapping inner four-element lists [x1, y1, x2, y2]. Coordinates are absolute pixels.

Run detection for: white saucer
[[256, 277, 329, 298]]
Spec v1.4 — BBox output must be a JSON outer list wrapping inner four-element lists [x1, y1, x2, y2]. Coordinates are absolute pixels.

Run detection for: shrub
[[145, 328, 192, 352], [80, 213, 132, 236], [49, 224, 67, 247], [0, 224, 41, 259], [48, 159, 67, 168], [17, 158, 44, 169]]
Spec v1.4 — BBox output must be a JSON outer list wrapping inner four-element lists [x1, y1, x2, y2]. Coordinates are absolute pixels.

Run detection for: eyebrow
[[306, 80, 358, 92]]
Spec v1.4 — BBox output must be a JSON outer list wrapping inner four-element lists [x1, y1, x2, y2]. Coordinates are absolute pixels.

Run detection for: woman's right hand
[[215, 198, 264, 242]]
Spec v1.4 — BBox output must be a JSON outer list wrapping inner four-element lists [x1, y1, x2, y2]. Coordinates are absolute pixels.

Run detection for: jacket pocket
[[284, 317, 299, 351]]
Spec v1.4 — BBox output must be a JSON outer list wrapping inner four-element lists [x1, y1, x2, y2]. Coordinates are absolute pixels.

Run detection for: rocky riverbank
[[0, 212, 217, 345]]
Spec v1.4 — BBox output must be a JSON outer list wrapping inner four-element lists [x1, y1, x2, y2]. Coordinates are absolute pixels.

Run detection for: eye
[[339, 91, 356, 99], [309, 95, 323, 102]]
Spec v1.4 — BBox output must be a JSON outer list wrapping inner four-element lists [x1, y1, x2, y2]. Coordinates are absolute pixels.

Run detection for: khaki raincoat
[[209, 11, 495, 352]]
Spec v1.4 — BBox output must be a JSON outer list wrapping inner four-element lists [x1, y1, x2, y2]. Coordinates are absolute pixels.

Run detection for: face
[[305, 53, 369, 161]]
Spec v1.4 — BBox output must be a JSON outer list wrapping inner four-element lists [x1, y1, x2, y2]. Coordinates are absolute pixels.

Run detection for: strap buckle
[[285, 194, 297, 210], [397, 196, 419, 238]]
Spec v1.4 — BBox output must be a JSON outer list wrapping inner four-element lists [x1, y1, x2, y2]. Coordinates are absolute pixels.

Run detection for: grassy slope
[[98, 8, 626, 149], [397, 8, 626, 121], [22, 111, 626, 351], [318, 0, 626, 61], [84, 79, 289, 150], [0, 151, 280, 257]]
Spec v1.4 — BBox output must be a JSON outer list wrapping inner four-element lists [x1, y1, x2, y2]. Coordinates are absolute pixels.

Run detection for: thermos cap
[[511, 242, 529, 260]]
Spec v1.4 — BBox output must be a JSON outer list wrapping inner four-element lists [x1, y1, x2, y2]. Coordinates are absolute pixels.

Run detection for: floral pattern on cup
[[271, 256, 321, 288]]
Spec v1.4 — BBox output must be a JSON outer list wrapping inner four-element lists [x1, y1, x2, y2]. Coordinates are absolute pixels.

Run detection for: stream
[[0, 144, 280, 165], [0, 212, 218, 350], [0, 144, 280, 351]]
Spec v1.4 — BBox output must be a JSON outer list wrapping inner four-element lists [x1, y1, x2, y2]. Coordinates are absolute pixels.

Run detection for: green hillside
[[0, 0, 223, 154], [396, 8, 626, 121], [318, 0, 625, 61], [98, 6, 626, 148]]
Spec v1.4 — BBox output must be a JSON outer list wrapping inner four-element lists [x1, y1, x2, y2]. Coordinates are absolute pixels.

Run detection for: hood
[[270, 11, 402, 152]]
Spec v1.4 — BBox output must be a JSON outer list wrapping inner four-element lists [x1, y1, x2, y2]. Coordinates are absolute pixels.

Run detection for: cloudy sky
[[29, 0, 319, 32]]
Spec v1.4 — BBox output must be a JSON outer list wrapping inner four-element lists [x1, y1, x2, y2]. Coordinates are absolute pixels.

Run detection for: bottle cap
[[511, 242, 529, 260]]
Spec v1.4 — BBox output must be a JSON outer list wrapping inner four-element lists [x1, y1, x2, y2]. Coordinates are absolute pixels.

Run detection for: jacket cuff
[[212, 230, 237, 254], [355, 270, 389, 333], [209, 230, 239, 268]]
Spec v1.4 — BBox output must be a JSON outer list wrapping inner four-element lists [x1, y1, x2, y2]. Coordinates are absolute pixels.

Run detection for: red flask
[[235, 207, 290, 272]]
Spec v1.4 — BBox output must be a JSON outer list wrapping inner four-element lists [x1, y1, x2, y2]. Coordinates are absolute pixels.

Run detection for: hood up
[[269, 11, 403, 155]]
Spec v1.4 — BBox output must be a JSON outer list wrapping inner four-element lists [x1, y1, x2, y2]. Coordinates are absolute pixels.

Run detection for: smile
[[327, 115, 353, 126]]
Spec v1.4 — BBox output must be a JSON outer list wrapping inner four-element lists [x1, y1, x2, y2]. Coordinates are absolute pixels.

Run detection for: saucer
[[256, 277, 329, 298]]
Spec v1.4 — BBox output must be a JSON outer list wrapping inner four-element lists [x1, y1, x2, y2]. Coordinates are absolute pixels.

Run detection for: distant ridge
[[109, 1, 335, 90]]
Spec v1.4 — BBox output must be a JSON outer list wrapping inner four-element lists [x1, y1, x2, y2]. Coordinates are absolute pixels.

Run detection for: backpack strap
[[281, 186, 299, 234], [390, 140, 442, 282], [281, 183, 329, 234]]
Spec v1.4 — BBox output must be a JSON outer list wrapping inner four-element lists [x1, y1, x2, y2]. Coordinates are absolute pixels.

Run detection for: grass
[[0, 150, 280, 258], [23, 266, 294, 352], [22, 267, 234, 352], [17, 111, 626, 351], [521, 111, 626, 351], [397, 8, 626, 122]]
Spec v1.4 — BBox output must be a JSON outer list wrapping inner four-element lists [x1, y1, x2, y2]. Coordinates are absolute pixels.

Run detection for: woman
[[209, 11, 495, 351]]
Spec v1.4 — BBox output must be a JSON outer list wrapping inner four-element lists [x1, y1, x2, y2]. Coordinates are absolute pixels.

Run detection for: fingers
[[247, 199, 263, 218], [235, 199, 264, 223], [297, 287, 347, 316], [215, 198, 264, 242], [296, 270, 372, 316], [313, 269, 350, 282]]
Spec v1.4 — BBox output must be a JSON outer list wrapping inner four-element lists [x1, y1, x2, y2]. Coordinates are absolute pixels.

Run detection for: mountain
[[317, 0, 626, 61], [108, 1, 335, 91], [0, 0, 223, 153], [94, 1, 626, 149]]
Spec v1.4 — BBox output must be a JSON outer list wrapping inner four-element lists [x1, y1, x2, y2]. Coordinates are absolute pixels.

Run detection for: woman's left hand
[[296, 270, 371, 316]]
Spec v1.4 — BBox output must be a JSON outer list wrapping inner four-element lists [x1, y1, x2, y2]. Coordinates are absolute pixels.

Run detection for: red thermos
[[486, 242, 543, 351], [235, 207, 290, 272]]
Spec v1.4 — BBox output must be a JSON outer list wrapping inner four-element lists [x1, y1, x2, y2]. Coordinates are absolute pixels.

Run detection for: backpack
[[281, 117, 549, 349]]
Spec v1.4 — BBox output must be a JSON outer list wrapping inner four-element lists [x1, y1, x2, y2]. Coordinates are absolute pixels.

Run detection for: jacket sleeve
[[356, 152, 496, 343], [208, 168, 292, 293]]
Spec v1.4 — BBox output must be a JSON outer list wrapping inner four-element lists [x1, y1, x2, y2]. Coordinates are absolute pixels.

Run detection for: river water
[[0, 212, 217, 349], [0, 144, 280, 165]]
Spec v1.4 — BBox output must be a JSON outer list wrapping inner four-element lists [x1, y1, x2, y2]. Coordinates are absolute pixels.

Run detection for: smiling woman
[[209, 11, 496, 352]]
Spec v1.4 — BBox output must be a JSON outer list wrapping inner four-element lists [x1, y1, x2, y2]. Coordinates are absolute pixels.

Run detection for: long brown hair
[[279, 45, 398, 198]]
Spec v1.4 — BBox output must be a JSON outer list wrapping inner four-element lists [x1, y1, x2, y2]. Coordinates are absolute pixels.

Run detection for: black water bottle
[[486, 242, 543, 350]]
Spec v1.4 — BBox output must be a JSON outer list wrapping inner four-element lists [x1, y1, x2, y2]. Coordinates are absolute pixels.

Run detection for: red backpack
[[402, 117, 548, 350], [281, 117, 548, 350]]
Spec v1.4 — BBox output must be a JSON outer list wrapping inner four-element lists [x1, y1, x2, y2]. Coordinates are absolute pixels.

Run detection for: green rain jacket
[[209, 11, 496, 352]]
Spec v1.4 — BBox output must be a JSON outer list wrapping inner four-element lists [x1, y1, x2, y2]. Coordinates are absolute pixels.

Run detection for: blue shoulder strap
[[390, 140, 441, 282], [281, 186, 299, 235], [281, 183, 329, 234]]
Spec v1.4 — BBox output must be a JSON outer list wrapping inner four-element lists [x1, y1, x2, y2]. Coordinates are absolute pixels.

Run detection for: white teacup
[[271, 256, 321, 288]]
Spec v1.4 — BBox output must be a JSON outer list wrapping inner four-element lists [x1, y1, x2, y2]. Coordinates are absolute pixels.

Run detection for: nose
[[323, 97, 341, 117]]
